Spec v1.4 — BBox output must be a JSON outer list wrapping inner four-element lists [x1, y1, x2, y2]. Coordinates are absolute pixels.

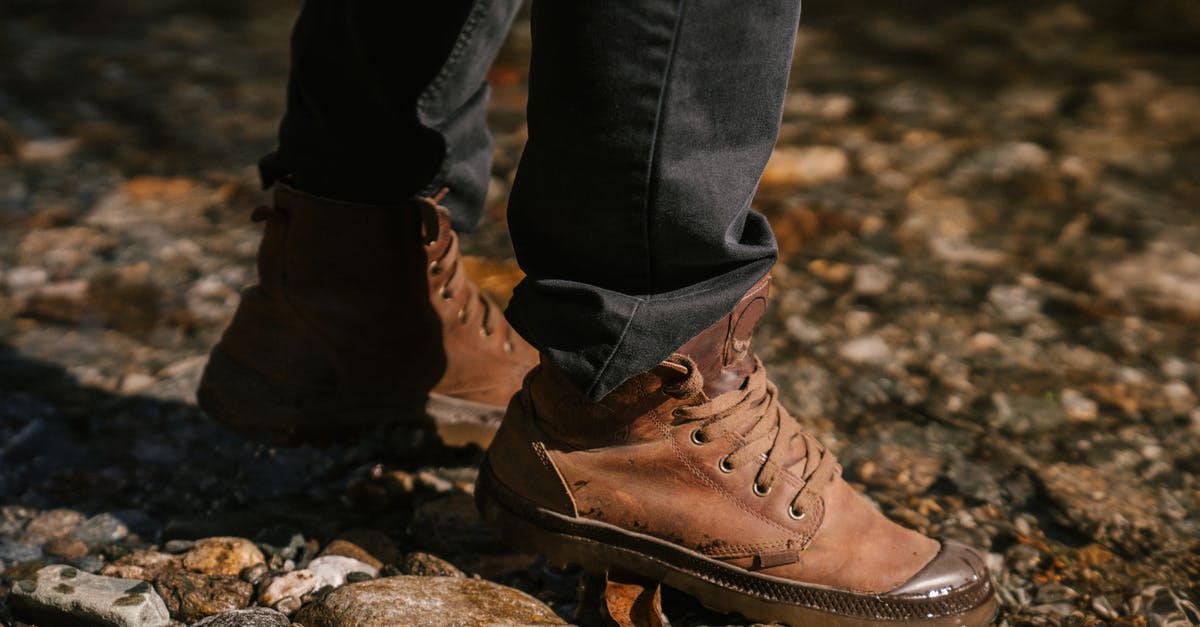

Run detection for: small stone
[[18, 137, 80, 163], [273, 595, 302, 616], [1060, 389, 1099, 422], [70, 513, 130, 550], [838, 335, 892, 366], [182, 537, 265, 577], [192, 607, 292, 627], [258, 570, 319, 607], [44, 537, 89, 560], [853, 264, 895, 296], [239, 563, 269, 585], [10, 564, 170, 626], [294, 576, 566, 626], [21, 509, 85, 545], [987, 284, 1041, 324], [5, 266, 49, 296], [153, 570, 254, 623], [761, 146, 850, 187], [163, 539, 195, 554], [0, 541, 43, 564], [101, 550, 181, 581], [308, 555, 379, 589], [399, 552, 466, 578], [318, 528, 399, 570]]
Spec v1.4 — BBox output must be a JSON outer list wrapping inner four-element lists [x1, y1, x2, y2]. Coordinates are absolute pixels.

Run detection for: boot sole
[[196, 346, 505, 446], [476, 462, 998, 627]]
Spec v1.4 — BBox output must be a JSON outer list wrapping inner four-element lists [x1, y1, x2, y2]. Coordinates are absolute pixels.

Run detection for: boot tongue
[[676, 275, 771, 398]]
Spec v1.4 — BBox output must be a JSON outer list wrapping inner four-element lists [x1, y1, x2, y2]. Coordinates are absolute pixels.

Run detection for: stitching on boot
[[531, 441, 579, 517]]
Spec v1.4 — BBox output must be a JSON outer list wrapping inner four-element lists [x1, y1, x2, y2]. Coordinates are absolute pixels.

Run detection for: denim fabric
[[265, 0, 801, 399]]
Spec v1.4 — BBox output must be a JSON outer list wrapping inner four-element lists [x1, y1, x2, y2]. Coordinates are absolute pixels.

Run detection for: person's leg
[[199, 0, 535, 445], [481, 1, 998, 623], [505, 0, 787, 399], [259, 0, 519, 230]]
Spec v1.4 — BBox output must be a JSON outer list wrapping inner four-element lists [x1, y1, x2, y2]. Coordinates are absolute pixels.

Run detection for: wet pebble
[[153, 570, 254, 623], [399, 552, 465, 578], [182, 537, 265, 577], [20, 509, 84, 546]]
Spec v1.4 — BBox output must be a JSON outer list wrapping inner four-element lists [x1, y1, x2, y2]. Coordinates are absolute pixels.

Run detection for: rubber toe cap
[[884, 539, 990, 598]]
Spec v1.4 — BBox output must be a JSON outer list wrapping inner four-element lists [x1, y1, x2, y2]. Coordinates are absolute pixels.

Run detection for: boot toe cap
[[884, 539, 991, 599]]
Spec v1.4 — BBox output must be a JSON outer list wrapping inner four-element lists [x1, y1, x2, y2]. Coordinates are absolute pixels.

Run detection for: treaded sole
[[475, 461, 998, 627], [196, 345, 505, 446]]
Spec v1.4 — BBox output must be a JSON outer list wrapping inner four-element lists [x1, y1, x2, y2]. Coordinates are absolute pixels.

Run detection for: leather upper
[[485, 273, 989, 596]]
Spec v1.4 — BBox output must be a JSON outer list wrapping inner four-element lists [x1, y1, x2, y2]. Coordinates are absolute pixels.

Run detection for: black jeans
[[262, 0, 801, 400]]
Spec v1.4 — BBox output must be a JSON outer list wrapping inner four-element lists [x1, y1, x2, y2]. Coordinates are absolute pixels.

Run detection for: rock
[[992, 393, 1064, 434], [398, 552, 465, 578], [43, 537, 89, 560], [22, 280, 90, 323], [1036, 462, 1167, 554], [191, 607, 292, 627], [307, 555, 378, 588], [1060, 389, 1099, 422], [86, 263, 164, 335], [10, 564, 170, 627], [153, 570, 253, 623], [258, 569, 319, 607], [294, 576, 566, 626], [838, 335, 892, 366], [319, 529, 399, 570], [20, 509, 85, 546], [101, 551, 181, 581], [69, 513, 130, 550], [852, 264, 895, 296], [18, 137, 80, 163], [0, 541, 43, 565], [182, 537, 265, 577], [408, 495, 502, 556], [851, 443, 943, 495], [760, 146, 850, 187], [1092, 242, 1200, 320], [16, 227, 117, 278], [987, 285, 1041, 324], [5, 266, 49, 296]]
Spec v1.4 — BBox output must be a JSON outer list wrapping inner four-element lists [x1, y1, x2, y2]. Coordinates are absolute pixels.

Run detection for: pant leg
[[260, 0, 522, 231], [505, 0, 801, 400]]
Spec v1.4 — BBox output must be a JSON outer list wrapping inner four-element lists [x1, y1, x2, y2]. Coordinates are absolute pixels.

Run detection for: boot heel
[[196, 346, 423, 444]]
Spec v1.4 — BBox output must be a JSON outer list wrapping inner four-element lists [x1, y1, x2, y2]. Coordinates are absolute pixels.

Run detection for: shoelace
[[665, 356, 839, 519], [421, 201, 515, 353]]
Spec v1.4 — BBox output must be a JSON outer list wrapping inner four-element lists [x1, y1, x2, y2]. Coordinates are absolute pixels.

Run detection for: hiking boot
[[197, 185, 536, 445], [476, 275, 997, 626]]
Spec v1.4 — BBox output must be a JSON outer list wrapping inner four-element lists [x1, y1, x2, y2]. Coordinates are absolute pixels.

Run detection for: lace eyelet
[[440, 288, 453, 301], [718, 456, 734, 473], [503, 341, 514, 353], [788, 505, 806, 520], [457, 309, 469, 324], [480, 327, 493, 338], [689, 429, 706, 445], [753, 483, 771, 497], [429, 261, 442, 276]]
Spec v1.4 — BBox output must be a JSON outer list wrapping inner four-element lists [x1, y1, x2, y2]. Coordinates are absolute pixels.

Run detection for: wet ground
[[1, 1, 1198, 625]]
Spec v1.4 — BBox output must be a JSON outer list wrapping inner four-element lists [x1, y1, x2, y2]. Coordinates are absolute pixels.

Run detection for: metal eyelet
[[429, 260, 443, 276], [503, 341, 514, 353], [480, 327, 493, 338], [439, 288, 452, 301], [788, 505, 806, 520], [457, 308, 469, 324], [718, 456, 734, 473], [690, 429, 707, 445], [753, 483, 771, 497]]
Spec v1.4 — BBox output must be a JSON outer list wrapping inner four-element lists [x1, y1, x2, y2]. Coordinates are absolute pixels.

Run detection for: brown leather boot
[[196, 185, 536, 445], [476, 275, 997, 626]]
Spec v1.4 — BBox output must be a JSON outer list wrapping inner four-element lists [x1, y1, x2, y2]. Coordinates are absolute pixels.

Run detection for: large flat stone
[[10, 564, 170, 627]]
